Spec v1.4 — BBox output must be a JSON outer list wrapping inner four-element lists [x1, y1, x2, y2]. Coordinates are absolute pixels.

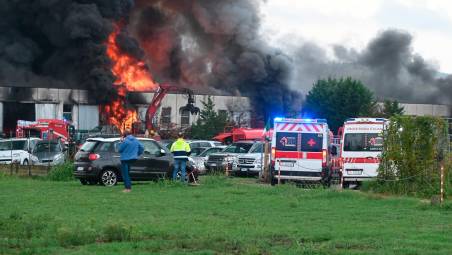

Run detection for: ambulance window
[[300, 133, 323, 152], [344, 133, 383, 151], [275, 133, 298, 152]]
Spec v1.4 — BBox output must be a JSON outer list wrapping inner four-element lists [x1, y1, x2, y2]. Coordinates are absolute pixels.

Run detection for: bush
[[371, 116, 448, 198], [47, 161, 74, 181]]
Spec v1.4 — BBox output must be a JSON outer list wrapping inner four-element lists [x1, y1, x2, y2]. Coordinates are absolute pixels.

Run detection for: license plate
[[77, 167, 84, 171], [241, 168, 248, 172], [211, 163, 216, 167], [347, 170, 362, 175], [280, 162, 294, 167]]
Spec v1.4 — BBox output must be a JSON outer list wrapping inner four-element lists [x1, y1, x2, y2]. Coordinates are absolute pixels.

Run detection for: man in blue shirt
[[118, 130, 144, 192]]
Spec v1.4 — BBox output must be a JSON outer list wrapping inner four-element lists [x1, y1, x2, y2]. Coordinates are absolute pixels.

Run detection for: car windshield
[[223, 143, 253, 153], [0, 140, 26, 151], [344, 133, 383, 152], [34, 143, 61, 153], [249, 143, 264, 153], [199, 147, 223, 157], [80, 141, 98, 152]]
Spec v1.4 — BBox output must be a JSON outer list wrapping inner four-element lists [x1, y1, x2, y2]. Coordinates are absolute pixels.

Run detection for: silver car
[[33, 140, 66, 166], [191, 146, 226, 174]]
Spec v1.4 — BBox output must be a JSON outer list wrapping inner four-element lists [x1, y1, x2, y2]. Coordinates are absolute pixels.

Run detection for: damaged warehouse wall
[[0, 86, 252, 134]]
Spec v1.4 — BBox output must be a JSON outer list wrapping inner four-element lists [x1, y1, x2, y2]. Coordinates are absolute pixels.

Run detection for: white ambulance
[[339, 118, 388, 187], [271, 118, 332, 185]]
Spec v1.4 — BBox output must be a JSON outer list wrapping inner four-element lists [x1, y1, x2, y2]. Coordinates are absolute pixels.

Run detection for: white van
[[0, 138, 40, 165], [340, 118, 388, 187], [271, 118, 332, 185]]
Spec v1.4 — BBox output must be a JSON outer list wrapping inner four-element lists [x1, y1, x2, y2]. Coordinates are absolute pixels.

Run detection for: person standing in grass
[[119, 130, 144, 192], [170, 132, 191, 182]]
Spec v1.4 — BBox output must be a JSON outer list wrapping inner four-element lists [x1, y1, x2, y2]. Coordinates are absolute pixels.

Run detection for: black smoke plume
[[0, 0, 135, 103], [129, 0, 302, 119], [290, 30, 452, 104]]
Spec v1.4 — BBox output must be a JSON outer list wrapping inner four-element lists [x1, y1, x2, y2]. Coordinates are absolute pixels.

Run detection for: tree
[[189, 96, 230, 139], [303, 77, 376, 132], [377, 100, 404, 118]]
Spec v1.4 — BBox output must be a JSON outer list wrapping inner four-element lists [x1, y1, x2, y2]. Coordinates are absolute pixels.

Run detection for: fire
[[103, 24, 159, 132], [106, 24, 158, 91]]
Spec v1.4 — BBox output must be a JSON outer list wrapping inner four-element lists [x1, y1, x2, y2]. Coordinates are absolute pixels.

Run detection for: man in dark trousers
[[118, 130, 144, 192], [170, 132, 191, 182]]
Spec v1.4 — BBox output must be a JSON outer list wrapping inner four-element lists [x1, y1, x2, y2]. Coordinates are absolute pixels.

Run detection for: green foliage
[[372, 116, 448, 197], [376, 100, 405, 118], [102, 222, 135, 242], [47, 161, 74, 181], [57, 227, 96, 247], [189, 96, 230, 139], [303, 77, 376, 132]]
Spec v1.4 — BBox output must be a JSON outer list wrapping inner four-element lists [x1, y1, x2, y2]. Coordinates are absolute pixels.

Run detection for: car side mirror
[[159, 149, 166, 156]]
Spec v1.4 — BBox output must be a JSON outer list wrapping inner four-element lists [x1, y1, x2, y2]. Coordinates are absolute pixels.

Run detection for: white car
[[0, 138, 40, 165], [232, 142, 264, 175]]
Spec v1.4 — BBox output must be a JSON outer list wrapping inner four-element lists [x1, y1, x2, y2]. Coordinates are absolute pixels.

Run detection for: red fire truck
[[16, 119, 74, 143], [270, 118, 333, 185]]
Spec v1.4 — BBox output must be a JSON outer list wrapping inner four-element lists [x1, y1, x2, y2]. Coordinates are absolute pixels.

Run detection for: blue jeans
[[121, 160, 134, 189], [172, 159, 187, 182]]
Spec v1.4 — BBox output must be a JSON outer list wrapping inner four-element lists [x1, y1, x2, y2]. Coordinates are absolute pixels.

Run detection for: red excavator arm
[[145, 83, 200, 131]]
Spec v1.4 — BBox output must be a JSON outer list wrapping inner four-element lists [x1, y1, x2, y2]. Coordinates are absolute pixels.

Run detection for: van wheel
[[342, 181, 349, 189], [22, 159, 28, 165], [80, 179, 88, 185], [100, 169, 118, 186], [271, 178, 278, 186]]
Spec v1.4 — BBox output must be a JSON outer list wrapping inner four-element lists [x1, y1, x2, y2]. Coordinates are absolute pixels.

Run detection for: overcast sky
[[261, 0, 452, 73]]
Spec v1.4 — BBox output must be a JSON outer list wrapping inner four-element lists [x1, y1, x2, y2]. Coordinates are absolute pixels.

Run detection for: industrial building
[[0, 86, 251, 136], [1, 85, 451, 136]]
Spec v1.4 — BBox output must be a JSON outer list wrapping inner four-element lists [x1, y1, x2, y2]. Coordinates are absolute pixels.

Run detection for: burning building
[[0, 1, 451, 137]]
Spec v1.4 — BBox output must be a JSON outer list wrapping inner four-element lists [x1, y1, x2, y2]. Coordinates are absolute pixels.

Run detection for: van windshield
[[275, 132, 323, 152], [344, 133, 383, 151]]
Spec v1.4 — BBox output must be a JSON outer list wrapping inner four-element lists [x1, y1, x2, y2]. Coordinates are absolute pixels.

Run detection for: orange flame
[[103, 24, 158, 133]]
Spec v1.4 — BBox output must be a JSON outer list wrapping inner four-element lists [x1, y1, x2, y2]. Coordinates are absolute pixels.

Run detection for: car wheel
[[22, 159, 28, 165], [80, 179, 88, 185], [100, 169, 118, 186]]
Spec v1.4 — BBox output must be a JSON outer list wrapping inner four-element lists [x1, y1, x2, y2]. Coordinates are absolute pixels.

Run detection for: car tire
[[80, 179, 88, 185], [100, 169, 118, 186], [22, 159, 28, 165]]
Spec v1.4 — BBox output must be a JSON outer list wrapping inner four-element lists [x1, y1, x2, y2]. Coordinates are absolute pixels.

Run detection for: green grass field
[[0, 176, 451, 255]]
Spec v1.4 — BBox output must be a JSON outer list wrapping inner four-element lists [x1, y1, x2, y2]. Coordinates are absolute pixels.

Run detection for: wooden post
[[440, 163, 445, 205]]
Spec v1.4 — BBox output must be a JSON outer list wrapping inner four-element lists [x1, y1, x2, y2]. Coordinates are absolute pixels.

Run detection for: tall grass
[[46, 161, 74, 181]]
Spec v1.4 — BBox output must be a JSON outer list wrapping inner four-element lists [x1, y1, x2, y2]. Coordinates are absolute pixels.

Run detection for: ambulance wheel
[[342, 181, 349, 189], [271, 177, 278, 186]]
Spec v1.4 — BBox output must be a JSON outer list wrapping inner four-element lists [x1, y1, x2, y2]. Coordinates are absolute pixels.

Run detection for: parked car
[[192, 146, 226, 174], [232, 142, 264, 176], [33, 140, 66, 166], [205, 141, 259, 172], [0, 138, 40, 165], [74, 137, 198, 186]]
